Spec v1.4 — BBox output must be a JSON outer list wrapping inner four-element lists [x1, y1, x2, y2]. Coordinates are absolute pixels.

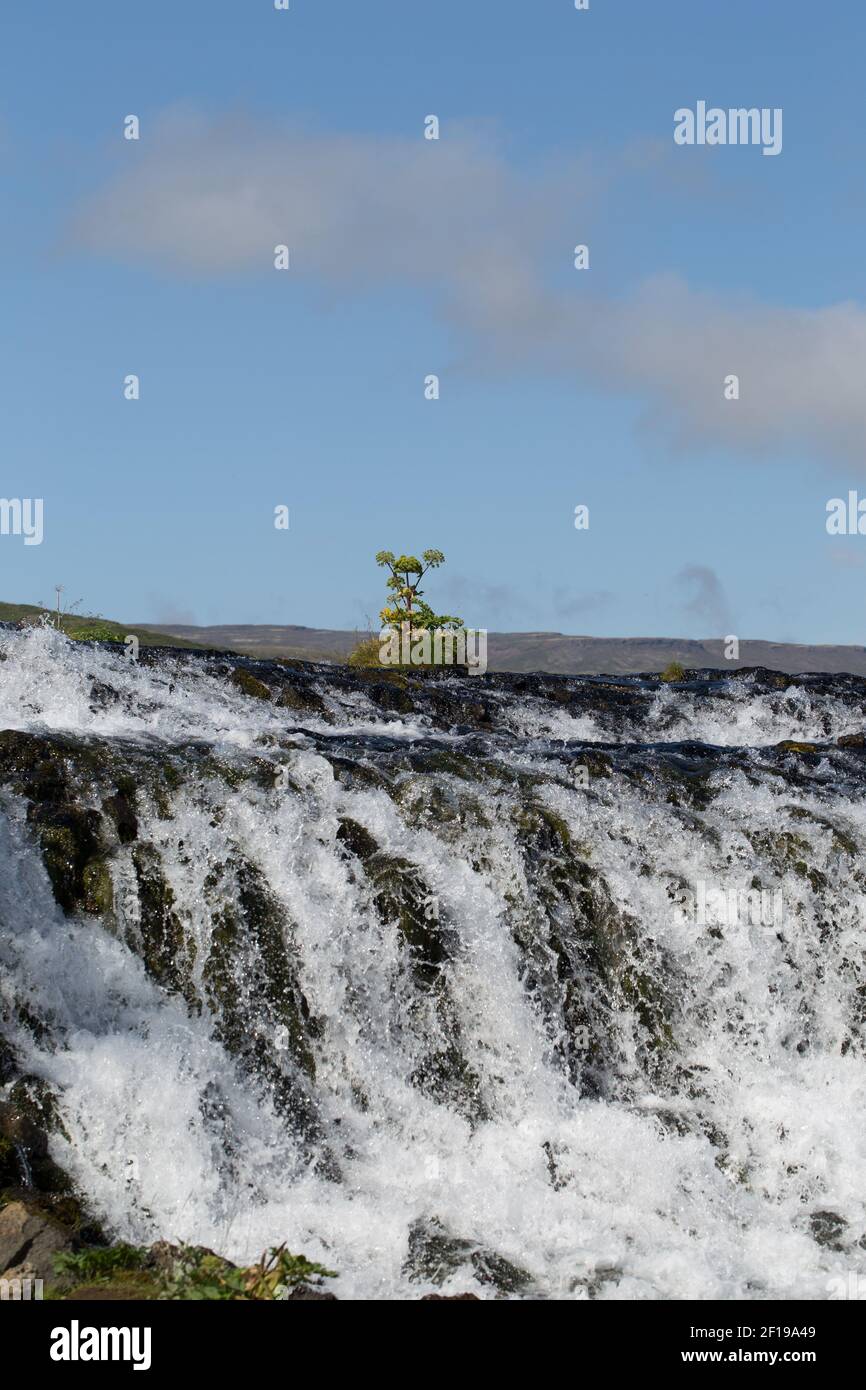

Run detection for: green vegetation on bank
[[45, 1240, 336, 1302], [0, 602, 210, 651]]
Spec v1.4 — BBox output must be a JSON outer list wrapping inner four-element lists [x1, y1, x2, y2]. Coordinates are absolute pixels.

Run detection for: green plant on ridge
[[376, 549, 462, 633]]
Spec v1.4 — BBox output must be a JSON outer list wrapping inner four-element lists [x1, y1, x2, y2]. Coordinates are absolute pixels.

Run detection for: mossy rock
[[619, 967, 675, 1053], [276, 683, 327, 716], [408, 749, 477, 781], [512, 802, 573, 855], [508, 803, 678, 1090], [367, 681, 416, 715], [367, 854, 449, 989], [410, 1040, 485, 1124], [132, 845, 198, 1008], [82, 859, 114, 916], [746, 828, 811, 870], [787, 805, 858, 857], [355, 667, 408, 688], [392, 777, 490, 840], [0, 732, 149, 914], [363, 854, 485, 1119], [580, 752, 613, 780], [31, 807, 101, 915], [203, 858, 316, 1082], [336, 817, 380, 863], [328, 756, 391, 793], [199, 856, 332, 1168], [8, 1077, 69, 1144], [102, 790, 138, 843], [745, 826, 828, 893], [0, 730, 69, 803], [229, 668, 272, 701]]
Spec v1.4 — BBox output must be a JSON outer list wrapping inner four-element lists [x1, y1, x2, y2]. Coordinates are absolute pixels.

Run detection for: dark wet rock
[[366, 679, 415, 715], [203, 858, 316, 1081], [0, 725, 336, 1168], [7, 1076, 69, 1145], [809, 1209, 848, 1252], [0, 1082, 97, 1220], [0, 732, 142, 916], [410, 1033, 485, 1124], [329, 756, 390, 792], [746, 827, 829, 894], [0, 1200, 75, 1280], [102, 789, 138, 843], [571, 1264, 623, 1298], [0, 1035, 17, 1086], [405, 1217, 532, 1295]]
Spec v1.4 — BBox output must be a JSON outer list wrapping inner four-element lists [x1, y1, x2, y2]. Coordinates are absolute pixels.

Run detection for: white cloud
[[73, 111, 866, 464]]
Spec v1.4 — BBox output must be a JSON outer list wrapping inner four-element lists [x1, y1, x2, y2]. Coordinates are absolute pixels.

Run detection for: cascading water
[[1, 621, 865, 1299]]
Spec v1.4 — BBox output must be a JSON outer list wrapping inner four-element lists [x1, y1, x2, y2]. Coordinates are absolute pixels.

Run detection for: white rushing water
[[1, 622, 865, 1298]]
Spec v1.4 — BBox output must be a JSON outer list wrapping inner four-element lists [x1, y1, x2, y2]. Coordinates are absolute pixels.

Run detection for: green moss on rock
[[82, 859, 114, 916], [229, 668, 272, 701], [367, 854, 448, 989], [132, 845, 198, 1008]]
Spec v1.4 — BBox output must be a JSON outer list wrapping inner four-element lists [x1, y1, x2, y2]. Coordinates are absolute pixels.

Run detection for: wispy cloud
[[439, 575, 531, 624], [145, 593, 198, 625], [73, 110, 866, 464], [674, 565, 734, 634], [552, 586, 615, 619]]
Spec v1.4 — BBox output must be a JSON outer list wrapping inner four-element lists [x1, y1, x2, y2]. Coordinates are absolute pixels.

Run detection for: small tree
[[375, 549, 462, 632]]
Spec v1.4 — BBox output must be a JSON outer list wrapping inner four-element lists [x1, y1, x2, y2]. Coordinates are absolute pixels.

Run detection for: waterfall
[[1, 621, 865, 1298]]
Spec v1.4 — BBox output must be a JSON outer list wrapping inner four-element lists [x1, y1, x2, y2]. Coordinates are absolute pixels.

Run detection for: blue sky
[[2, 0, 865, 642]]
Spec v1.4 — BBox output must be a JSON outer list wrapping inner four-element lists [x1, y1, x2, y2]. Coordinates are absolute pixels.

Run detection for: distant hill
[[7, 600, 865, 675], [134, 623, 356, 664], [136, 622, 866, 677]]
